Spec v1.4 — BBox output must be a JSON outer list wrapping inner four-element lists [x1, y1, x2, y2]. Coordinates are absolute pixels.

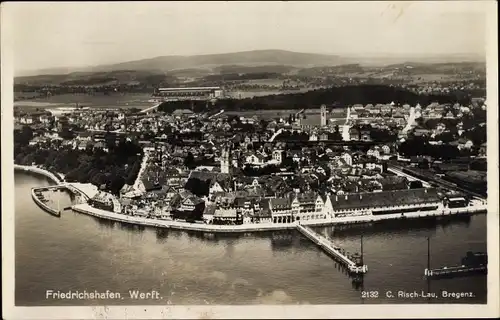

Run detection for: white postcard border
[[2, 1, 499, 319]]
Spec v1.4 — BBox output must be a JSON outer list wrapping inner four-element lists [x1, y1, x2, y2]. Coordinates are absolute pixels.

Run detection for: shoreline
[[16, 168, 488, 233], [71, 202, 487, 233], [14, 164, 63, 184]]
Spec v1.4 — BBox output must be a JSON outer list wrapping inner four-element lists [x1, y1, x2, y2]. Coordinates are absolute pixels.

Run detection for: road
[[388, 163, 486, 200], [387, 166, 431, 188], [140, 102, 162, 114]]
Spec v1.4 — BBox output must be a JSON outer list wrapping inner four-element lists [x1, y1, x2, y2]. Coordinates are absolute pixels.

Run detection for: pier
[[424, 237, 487, 278], [424, 265, 487, 278], [296, 224, 368, 274]]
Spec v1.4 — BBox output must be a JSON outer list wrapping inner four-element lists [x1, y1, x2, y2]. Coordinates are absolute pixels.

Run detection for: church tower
[[221, 147, 230, 174], [320, 104, 327, 127]]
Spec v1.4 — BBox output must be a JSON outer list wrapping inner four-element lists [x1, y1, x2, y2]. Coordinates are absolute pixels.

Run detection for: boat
[[424, 237, 487, 278]]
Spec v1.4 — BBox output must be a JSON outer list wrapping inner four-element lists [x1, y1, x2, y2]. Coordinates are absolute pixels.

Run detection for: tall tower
[[221, 147, 230, 174], [320, 104, 327, 127]]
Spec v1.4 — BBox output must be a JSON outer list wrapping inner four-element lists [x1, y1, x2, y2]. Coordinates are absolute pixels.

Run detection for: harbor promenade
[[69, 202, 487, 233]]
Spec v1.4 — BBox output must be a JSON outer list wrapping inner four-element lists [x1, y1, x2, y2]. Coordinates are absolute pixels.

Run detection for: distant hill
[[19, 50, 347, 77], [88, 50, 347, 72], [213, 64, 297, 74], [15, 49, 485, 85], [15, 70, 173, 86]]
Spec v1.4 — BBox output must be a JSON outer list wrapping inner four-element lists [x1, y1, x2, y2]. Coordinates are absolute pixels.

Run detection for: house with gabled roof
[[269, 196, 293, 224]]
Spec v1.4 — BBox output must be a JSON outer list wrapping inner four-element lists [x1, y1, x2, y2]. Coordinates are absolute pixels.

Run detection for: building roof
[[214, 208, 237, 218], [295, 191, 317, 204], [183, 195, 204, 206], [172, 109, 194, 115], [378, 176, 408, 191], [203, 204, 217, 216], [255, 199, 272, 218], [270, 197, 291, 210], [158, 87, 221, 91], [189, 170, 230, 182], [329, 188, 441, 210]]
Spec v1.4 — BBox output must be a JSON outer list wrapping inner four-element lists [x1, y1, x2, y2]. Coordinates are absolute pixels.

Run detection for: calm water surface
[[14, 172, 487, 305]]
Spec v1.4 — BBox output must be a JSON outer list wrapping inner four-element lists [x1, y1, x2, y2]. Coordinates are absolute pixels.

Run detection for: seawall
[[71, 204, 297, 232], [71, 203, 487, 233]]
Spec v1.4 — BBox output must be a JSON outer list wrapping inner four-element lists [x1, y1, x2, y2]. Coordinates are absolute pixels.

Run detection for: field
[[13, 93, 155, 109], [245, 79, 284, 86]]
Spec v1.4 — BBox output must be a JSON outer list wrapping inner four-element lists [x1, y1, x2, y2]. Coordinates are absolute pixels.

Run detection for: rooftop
[[330, 188, 441, 210]]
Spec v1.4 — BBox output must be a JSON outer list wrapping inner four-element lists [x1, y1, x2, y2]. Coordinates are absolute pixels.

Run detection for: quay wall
[[72, 204, 297, 232], [71, 203, 487, 233], [15, 164, 63, 184]]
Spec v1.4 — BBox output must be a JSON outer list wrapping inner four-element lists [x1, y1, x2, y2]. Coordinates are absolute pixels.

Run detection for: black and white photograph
[[1, 1, 499, 319]]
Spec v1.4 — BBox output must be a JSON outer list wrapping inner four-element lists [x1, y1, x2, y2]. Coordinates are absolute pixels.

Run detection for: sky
[[3, 1, 489, 74]]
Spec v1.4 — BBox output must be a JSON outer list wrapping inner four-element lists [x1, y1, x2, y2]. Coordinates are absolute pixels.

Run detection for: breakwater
[[31, 187, 60, 217]]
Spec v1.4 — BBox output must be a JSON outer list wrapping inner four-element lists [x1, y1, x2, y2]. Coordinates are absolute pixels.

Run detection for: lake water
[[14, 172, 487, 306]]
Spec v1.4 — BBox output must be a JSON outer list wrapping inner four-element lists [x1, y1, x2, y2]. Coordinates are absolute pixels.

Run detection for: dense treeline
[[203, 72, 282, 82], [14, 126, 35, 146], [158, 85, 472, 113], [14, 140, 143, 194], [184, 177, 210, 197]]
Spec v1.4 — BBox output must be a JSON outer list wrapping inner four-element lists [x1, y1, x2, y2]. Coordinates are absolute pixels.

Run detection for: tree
[[14, 126, 34, 146], [183, 152, 196, 169], [184, 178, 209, 197], [409, 181, 423, 189], [126, 161, 140, 185], [109, 175, 125, 194]]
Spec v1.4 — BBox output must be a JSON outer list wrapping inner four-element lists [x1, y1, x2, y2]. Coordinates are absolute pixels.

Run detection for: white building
[[341, 152, 353, 166]]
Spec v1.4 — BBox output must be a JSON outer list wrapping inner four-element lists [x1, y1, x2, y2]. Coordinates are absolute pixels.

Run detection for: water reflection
[[94, 217, 116, 230], [318, 215, 473, 239], [117, 222, 145, 232], [351, 275, 364, 291], [155, 228, 169, 242], [270, 231, 294, 250]]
